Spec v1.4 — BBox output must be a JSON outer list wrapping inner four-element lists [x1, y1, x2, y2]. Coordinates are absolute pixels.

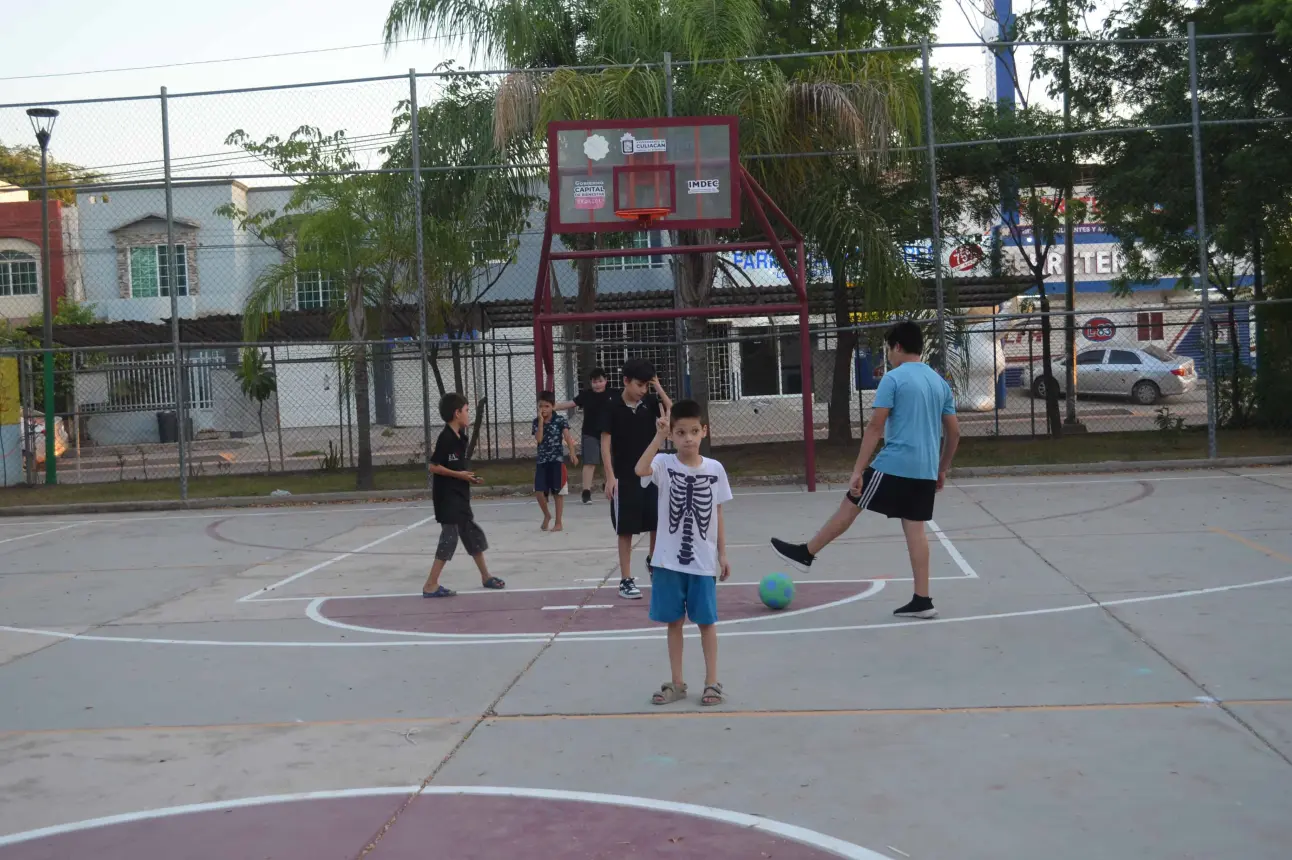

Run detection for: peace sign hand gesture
[[655, 406, 670, 438]]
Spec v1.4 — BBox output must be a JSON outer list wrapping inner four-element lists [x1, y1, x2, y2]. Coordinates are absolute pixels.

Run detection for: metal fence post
[[921, 40, 948, 373], [160, 86, 188, 498], [409, 69, 434, 486], [1188, 23, 1219, 459]]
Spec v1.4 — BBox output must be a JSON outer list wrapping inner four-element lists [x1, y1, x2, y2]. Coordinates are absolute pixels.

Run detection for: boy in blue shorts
[[532, 391, 578, 531], [634, 398, 733, 707], [771, 321, 960, 619]]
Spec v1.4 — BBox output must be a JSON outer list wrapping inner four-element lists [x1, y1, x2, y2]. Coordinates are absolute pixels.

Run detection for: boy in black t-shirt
[[423, 393, 506, 597], [556, 368, 614, 504], [601, 358, 673, 600]]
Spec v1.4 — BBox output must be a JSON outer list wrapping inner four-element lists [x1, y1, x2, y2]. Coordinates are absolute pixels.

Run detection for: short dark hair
[[621, 357, 655, 383], [670, 399, 704, 425], [439, 392, 468, 423], [588, 367, 607, 381], [885, 321, 924, 355], [538, 390, 556, 405]]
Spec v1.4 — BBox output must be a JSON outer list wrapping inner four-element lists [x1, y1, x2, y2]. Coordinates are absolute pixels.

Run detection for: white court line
[[0, 786, 889, 859], [543, 604, 613, 610], [4, 569, 1291, 647], [928, 519, 978, 579], [237, 514, 437, 602], [304, 581, 886, 639], [0, 523, 79, 546], [269, 576, 971, 604]]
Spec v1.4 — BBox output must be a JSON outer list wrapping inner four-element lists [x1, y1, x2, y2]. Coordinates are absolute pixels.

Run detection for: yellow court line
[[486, 699, 1292, 722], [1210, 527, 1292, 565], [4, 700, 1290, 739]]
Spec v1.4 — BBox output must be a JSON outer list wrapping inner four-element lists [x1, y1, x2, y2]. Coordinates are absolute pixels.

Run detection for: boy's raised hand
[[655, 406, 670, 437]]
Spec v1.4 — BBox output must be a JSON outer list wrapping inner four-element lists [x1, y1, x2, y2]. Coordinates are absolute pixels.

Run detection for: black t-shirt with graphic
[[573, 388, 616, 437], [431, 425, 473, 524]]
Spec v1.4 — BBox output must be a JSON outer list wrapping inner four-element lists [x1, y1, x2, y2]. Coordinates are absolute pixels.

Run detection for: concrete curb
[[1, 455, 1288, 518]]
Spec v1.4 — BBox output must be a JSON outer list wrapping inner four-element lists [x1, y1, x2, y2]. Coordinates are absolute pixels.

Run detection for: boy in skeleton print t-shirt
[[633, 399, 733, 708]]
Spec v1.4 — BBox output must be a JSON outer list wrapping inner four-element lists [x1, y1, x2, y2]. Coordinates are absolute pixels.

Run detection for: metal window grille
[[103, 351, 214, 411], [0, 251, 39, 297]]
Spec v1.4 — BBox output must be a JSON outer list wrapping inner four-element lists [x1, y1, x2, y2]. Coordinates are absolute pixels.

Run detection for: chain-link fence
[[2, 27, 1290, 496]]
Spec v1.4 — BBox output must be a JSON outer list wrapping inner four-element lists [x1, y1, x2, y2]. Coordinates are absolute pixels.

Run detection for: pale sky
[[0, 0, 1021, 185]]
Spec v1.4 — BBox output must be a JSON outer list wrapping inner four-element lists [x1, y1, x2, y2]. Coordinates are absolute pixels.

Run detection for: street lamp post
[[26, 107, 60, 485]]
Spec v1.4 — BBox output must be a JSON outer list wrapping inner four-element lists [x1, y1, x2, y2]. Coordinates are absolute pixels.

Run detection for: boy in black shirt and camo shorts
[[422, 393, 507, 597]]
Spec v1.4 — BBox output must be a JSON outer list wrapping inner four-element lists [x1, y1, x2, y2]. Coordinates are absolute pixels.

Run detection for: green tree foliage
[[217, 126, 413, 491], [234, 348, 278, 473], [382, 68, 541, 394], [0, 298, 103, 415], [1072, 0, 1292, 428], [0, 142, 98, 206]]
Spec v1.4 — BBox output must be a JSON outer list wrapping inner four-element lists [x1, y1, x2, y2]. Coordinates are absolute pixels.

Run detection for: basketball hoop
[[615, 207, 671, 230]]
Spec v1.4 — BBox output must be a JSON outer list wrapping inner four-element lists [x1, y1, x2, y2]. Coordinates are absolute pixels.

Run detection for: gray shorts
[[580, 435, 602, 466], [436, 520, 488, 561]]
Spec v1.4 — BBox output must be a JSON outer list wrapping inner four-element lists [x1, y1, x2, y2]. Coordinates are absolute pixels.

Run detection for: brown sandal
[[651, 682, 687, 705], [700, 683, 724, 706]]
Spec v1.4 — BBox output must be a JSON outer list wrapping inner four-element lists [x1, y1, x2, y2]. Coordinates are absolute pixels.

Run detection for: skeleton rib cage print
[[668, 469, 720, 567]]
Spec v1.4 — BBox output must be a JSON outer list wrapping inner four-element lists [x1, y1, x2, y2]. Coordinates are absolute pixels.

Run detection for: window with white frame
[[295, 270, 338, 310], [129, 245, 188, 298], [0, 251, 39, 297], [599, 231, 663, 271]]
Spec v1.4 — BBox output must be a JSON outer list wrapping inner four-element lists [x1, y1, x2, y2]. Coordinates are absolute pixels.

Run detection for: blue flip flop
[[422, 585, 457, 598]]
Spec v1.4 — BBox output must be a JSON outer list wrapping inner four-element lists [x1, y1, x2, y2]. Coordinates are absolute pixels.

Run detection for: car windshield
[[1142, 344, 1178, 362]]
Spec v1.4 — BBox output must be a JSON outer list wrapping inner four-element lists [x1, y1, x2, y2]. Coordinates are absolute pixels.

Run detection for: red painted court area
[[0, 793, 863, 859], [317, 582, 869, 635]]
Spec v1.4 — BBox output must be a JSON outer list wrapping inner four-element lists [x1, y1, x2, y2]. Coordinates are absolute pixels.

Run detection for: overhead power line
[[0, 33, 467, 83]]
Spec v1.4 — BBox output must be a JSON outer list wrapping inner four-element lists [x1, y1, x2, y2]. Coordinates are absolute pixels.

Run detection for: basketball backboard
[[548, 116, 740, 233]]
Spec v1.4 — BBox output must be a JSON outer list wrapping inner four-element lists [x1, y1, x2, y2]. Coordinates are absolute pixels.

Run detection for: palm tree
[[234, 347, 277, 473], [385, 0, 923, 435], [382, 69, 541, 394], [218, 126, 411, 491]]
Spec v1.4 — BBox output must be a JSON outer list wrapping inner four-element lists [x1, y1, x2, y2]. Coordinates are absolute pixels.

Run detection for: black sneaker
[[581, 489, 592, 504], [770, 538, 814, 572], [619, 577, 642, 599], [893, 595, 938, 619]]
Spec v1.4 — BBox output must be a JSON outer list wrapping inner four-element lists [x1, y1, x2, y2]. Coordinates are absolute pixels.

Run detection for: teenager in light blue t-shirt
[[771, 321, 961, 619]]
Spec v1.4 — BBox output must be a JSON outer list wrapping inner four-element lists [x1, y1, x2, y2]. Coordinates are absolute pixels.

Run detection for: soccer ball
[[758, 572, 795, 610]]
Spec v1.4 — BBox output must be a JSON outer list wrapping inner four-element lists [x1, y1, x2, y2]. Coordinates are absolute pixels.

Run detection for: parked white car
[[1027, 344, 1197, 405]]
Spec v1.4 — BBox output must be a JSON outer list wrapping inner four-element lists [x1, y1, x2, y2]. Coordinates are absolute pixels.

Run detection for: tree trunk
[[259, 401, 271, 473], [1038, 284, 1063, 438], [353, 346, 375, 489], [450, 339, 463, 394], [676, 230, 717, 454], [574, 235, 598, 382], [347, 275, 376, 491], [429, 344, 446, 397], [827, 256, 856, 445]]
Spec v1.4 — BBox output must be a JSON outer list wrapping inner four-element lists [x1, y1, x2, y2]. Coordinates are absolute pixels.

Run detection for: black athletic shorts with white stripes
[[846, 467, 937, 522]]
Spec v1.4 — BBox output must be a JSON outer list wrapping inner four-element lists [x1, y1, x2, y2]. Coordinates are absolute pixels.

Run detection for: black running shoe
[[893, 594, 938, 619], [581, 489, 592, 504], [770, 538, 814, 572], [619, 577, 642, 599]]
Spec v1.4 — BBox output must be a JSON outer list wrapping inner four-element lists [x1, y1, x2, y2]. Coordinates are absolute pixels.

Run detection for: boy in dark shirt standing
[[601, 358, 673, 600], [556, 368, 614, 504], [423, 393, 506, 598]]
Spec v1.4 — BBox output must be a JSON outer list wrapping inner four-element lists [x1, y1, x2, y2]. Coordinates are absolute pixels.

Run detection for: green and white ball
[[759, 572, 795, 610]]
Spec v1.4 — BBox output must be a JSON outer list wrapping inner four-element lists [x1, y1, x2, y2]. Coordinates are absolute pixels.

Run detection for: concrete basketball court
[[1, 466, 1291, 859]]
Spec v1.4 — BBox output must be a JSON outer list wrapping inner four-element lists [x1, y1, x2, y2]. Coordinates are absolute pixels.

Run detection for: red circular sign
[[948, 243, 984, 273], [1082, 317, 1116, 342]]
